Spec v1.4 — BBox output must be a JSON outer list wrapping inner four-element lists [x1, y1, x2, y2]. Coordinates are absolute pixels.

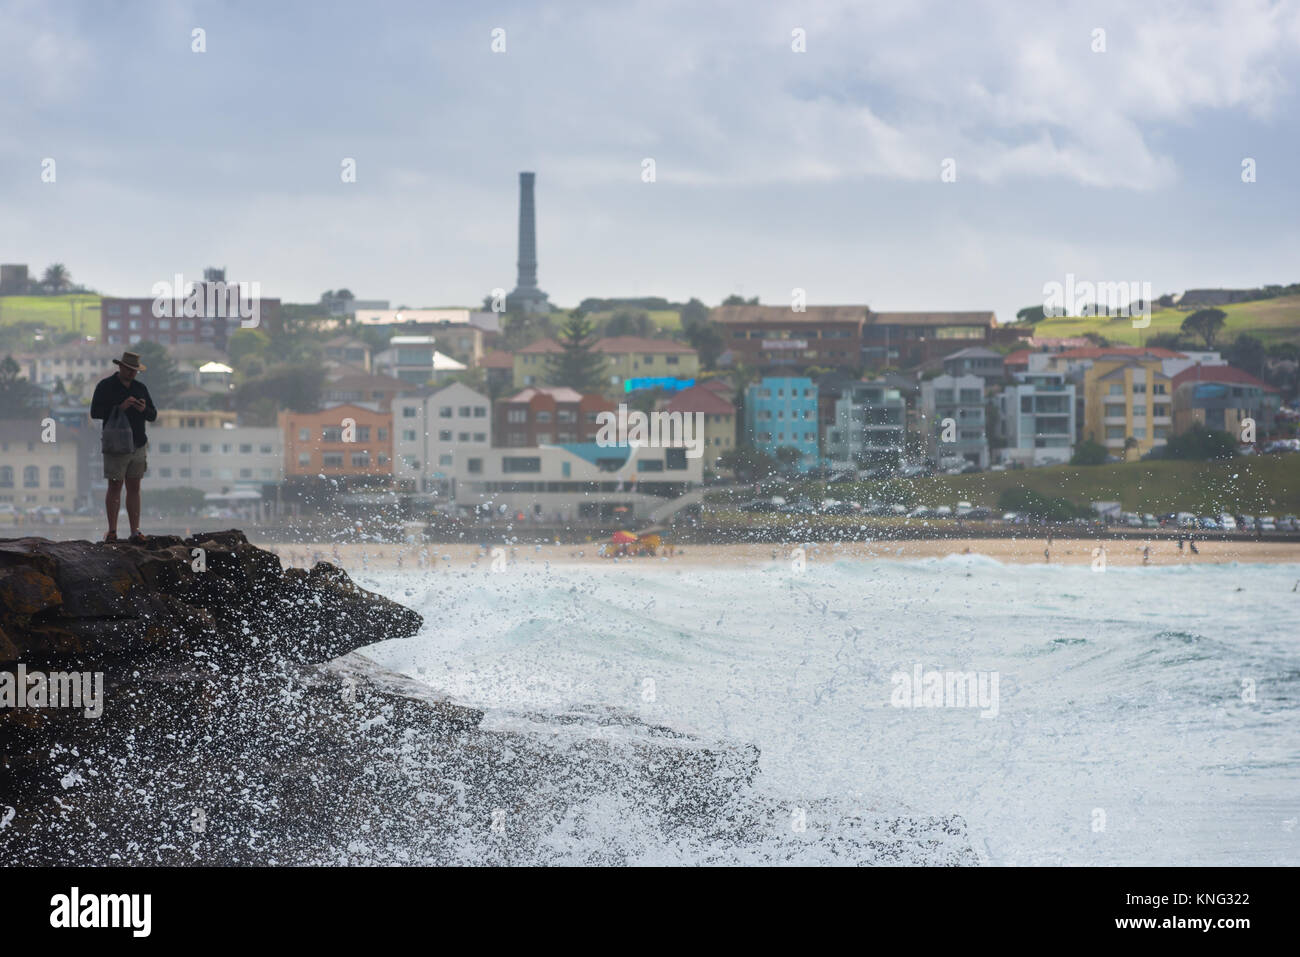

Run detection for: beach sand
[[265, 537, 1300, 572]]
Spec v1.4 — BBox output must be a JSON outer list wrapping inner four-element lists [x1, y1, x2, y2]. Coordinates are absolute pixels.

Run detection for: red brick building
[[101, 291, 281, 352], [494, 387, 615, 447], [713, 304, 1008, 373]]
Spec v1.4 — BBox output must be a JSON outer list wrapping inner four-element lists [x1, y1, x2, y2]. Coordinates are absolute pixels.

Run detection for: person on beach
[[89, 351, 157, 543], [1142, 544, 1151, 565]]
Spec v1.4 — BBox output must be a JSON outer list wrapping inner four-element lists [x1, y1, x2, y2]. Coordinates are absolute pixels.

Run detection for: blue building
[[744, 377, 820, 472]]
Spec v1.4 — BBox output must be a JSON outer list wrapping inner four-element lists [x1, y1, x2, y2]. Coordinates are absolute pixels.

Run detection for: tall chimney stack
[[506, 171, 550, 314]]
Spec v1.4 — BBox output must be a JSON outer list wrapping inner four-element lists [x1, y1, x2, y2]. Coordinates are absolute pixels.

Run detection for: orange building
[[280, 404, 393, 486]]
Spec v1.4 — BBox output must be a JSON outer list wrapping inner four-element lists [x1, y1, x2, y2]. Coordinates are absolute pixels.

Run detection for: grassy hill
[[0, 294, 102, 337], [1031, 295, 1300, 347]]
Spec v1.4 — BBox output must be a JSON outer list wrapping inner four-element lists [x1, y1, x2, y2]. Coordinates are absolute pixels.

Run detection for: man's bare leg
[[125, 475, 142, 536], [105, 479, 124, 538]]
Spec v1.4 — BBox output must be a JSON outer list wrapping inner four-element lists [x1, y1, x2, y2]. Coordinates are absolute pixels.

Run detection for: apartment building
[[920, 374, 989, 469], [1080, 358, 1174, 458], [594, 337, 698, 391], [494, 387, 615, 448], [280, 404, 393, 487], [392, 383, 492, 497], [823, 381, 907, 470], [1170, 365, 1281, 438], [744, 376, 820, 472], [658, 384, 736, 473], [512, 338, 563, 387], [101, 288, 280, 352], [714, 305, 866, 372], [0, 420, 80, 509], [996, 372, 1076, 466], [150, 425, 284, 493]]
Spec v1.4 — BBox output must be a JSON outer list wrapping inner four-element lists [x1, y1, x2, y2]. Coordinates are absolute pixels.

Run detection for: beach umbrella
[[611, 531, 638, 543]]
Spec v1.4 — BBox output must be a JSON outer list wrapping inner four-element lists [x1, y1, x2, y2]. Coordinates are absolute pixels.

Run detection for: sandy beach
[[265, 536, 1300, 572]]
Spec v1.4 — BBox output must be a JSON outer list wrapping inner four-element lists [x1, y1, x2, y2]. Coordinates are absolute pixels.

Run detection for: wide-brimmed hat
[[113, 351, 146, 372]]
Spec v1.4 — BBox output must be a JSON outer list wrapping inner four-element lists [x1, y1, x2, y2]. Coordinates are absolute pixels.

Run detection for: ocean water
[[356, 554, 1300, 865]]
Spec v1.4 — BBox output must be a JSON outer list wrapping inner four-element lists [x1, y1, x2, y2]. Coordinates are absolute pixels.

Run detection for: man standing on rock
[[90, 351, 157, 543]]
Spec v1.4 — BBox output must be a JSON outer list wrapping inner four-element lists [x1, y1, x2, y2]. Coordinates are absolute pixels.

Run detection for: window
[[299, 429, 310, 441], [1108, 384, 1123, 395], [459, 406, 471, 417], [178, 443, 191, 453], [239, 444, 252, 454], [536, 411, 552, 423], [467, 458, 482, 474], [439, 454, 453, 466], [507, 409, 527, 423], [502, 456, 541, 473], [298, 453, 310, 466], [440, 407, 453, 418], [1132, 427, 1146, 439], [1153, 383, 1167, 395], [402, 407, 418, 418], [200, 444, 212, 454], [159, 468, 172, 478], [402, 430, 417, 442], [159, 443, 172, 453], [259, 444, 273, 454], [239, 468, 252, 479], [356, 426, 371, 442], [128, 305, 141, 316], [1105, 427, 1125, 439], [439, 430, 452, 441], [473, 406, 487, 418], [49, 465, 64, 488], [322, 427, 343, 443], [1132, 405, 1146, 417], [473, 433, 486, 442], [351, 451, 370, 467], [458, 432, 470, 441], [179, 468, 191, 478], [322, 453, 344, 468]]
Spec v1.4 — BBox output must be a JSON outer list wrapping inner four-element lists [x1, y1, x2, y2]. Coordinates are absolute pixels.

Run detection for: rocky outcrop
[[0, 530, 420, 667]]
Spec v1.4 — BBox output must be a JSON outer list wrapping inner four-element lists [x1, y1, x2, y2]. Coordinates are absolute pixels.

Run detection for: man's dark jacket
[[90, 373, 158, 449]]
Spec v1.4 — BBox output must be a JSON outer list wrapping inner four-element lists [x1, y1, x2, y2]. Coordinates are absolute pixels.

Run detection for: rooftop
[[661, 384, 736, 415]]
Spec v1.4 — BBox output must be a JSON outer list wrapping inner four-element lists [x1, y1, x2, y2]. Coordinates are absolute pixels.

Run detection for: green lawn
[[1031, 295, 1300, 347], [716, 456, 1300, 516], [0, 294, 102, 337]]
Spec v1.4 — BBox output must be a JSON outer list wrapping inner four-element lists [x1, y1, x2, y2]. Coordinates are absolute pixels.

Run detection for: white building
[[996, 372, 1077, 466], [393, 383, 492, 497], [373, 336, 468, 385], [148, 425, 284, 492], [456, 442, 704, 523]]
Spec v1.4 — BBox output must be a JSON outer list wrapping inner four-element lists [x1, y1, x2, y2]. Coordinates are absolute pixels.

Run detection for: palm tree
[[42, 263, 71, 294]]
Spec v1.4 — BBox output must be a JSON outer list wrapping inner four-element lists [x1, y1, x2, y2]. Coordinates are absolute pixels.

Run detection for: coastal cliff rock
[[0, 532, 799, 865]]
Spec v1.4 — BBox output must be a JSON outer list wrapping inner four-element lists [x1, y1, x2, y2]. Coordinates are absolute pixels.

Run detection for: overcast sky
[[3, 0, 1299, 324]]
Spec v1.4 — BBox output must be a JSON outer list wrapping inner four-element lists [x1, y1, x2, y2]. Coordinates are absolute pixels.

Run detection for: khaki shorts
[[104, 442, 148, 481]]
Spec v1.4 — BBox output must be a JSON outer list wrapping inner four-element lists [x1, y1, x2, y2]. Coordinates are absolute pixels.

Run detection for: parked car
[[1258, 516, 1278, 532], [1198, 516, 1220, 530], [934, 505, 954, 517], [1277, 515, 1298, 531], [1142, 514, 1158, 528], [739, 500, 780, 513], [955, 501, 974, 517], [1123, 512, 1143, 528], [907, 506, 932, 519], [965, 506, 993, 520], [1176, 511, 1198, 527], [1219, 513, 1239, 531]]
